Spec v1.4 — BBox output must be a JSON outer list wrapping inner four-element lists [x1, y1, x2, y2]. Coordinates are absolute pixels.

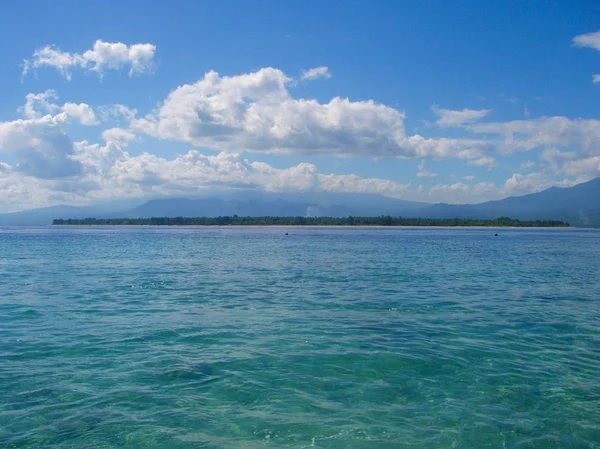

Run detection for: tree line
[[52, 216, 569, 227]]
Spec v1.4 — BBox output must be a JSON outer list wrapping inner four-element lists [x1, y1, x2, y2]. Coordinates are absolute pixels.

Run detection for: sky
[[1, 0, 600, 212]]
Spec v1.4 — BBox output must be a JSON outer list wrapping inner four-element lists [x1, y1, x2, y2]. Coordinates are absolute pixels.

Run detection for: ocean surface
[[1, 226, 599, 449]]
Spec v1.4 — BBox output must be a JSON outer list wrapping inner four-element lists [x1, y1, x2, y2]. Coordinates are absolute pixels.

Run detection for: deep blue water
[[1, 226, 599, 448]]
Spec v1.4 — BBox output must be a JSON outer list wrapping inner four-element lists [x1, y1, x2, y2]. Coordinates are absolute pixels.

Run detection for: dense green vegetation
[[52, 216, 569, 227]]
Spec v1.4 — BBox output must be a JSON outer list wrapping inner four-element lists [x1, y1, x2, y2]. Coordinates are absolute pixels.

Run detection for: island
[[52, 216, 569, 227]]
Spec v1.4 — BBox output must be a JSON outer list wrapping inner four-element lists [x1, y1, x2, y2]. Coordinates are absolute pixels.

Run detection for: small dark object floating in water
[[285, 232, 289, 235], [495, 233, 498, 236]]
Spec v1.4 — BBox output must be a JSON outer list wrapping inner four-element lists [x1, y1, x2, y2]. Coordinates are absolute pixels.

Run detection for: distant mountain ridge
[[1, 177, 599, 227], [424, 177, 600, 227]]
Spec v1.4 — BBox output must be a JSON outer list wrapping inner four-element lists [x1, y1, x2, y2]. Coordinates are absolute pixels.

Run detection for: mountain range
[[1, 177, 599, 227]]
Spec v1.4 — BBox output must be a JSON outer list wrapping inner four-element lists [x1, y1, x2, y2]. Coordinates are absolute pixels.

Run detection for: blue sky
[[1, 0, 599, 212]]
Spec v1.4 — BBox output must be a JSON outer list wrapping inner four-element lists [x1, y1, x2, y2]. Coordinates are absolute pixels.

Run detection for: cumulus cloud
[[68, 147, 413, 204], [0, 114, 81, 179], [416, 160, 437, 178], [22, 90, 60, 119], [0, 137, 590, 212], [131, 68, 490, 161], [20, 90, 97, 126], [432, 105, 490, 127], [61, 103, 98, 125], [131, 67, 406, 156], [101, 128, 138, 146], [0, 92, 101, 179], [301, 66, 332, 80], [22, 40, 156, 80], [0, 143, 413, 212], [2, 62, 598, 211]]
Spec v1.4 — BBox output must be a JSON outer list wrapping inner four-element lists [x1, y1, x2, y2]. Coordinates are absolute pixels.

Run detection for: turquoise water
[[1, 227, 599, 448]]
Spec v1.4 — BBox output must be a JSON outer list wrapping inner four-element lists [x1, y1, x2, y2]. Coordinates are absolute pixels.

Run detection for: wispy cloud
[[300, 66, 332, 81], [416, 160, 437, 178], [22, 40, 156, 80], [573, 30, 600, 83], [573, 30, 600, 52], [520, 160, 536, 170], [431, 105, 490, 127], [469, 156, 496, 170]]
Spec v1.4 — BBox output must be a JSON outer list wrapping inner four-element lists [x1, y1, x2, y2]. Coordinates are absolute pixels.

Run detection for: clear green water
[[1, 227, 599, 448]]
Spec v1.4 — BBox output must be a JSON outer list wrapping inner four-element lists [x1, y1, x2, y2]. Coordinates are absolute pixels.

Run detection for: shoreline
[[50, 224, 575, 229]]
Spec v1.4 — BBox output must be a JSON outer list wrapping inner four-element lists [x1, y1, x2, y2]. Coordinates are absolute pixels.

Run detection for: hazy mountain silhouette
[[1, 177, 598, 226], [421, 177, 600, 227]]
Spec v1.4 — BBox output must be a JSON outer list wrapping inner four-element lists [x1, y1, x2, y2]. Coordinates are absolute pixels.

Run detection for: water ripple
[[1, 227, 599, 448]]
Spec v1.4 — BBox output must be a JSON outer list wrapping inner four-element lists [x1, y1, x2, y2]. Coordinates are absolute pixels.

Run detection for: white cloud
[[22, 40, 156, 80], [317, 172, 410, 196], [132, 68, 406, 156], [61, 103, 98, 125], [468, 116, 600, 177], [541, 148, 578, 162], [573, 30, 600, 52], [0, 137, 591, 212], [501, 172, 590, 198], [416, 160, 437, 178], [424, 173, 589, 204], [2, 62, 599, 212], [0, 93, 101, 179], [520, 160, 536, 170], [469, 156, 496, 169], [20, 91, 97, 125], [573, 30, 600, 83], [101, 128, 137, 146], [432, 105, 490, 127], [503, 172, 561, 197], [99, 104, 138, 123], [131, 68, 491, 161], [0, 114, 81, 179], [84, 41, 155, 77], [69, 148, 413, 203], [0, 144, 412, 213], [539, 148, 589, 175], [301, 66, 332, 80], [73, 140, 127, 179], [429, 181, 497, 204], [470, 116, 600, 155], [22, 90, 59, 119], [561, 156, 600, 178]]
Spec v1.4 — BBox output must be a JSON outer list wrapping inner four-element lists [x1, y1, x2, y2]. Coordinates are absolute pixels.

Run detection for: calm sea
[[1, 227, 599, 448]]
